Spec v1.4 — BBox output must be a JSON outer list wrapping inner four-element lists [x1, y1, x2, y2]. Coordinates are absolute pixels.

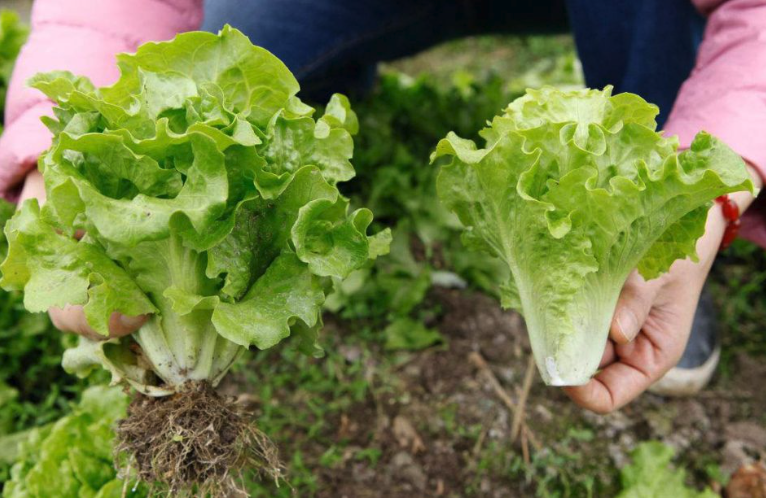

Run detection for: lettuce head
[[0, 26, 390, 395], [433, 86, 754, 385]]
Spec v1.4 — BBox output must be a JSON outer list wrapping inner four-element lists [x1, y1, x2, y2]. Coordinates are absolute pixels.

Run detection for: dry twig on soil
[[511, 355, 536, 444], [467, 351, 541, 453]]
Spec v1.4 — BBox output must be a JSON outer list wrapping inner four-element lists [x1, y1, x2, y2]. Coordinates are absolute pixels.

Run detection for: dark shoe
[[649, 288, 720, 396]]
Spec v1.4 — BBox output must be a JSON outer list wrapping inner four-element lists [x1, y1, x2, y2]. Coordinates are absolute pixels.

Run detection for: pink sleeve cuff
[[0, 0, 203, 197], [664, 111, 766, 248], [0, 101, 54, 201], [664, 0, 766, 248]]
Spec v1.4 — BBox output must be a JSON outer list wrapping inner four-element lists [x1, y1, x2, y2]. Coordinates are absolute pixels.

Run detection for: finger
[[18, 169, 46, 205], [563, 334, 668, 413], [610, 272, 661, 345], [50, 305, 99, 340], [599, 340, 616, 369], [563, 362, 651, 414], [49, 305, 146, 340], [108, 312, 147, 337]]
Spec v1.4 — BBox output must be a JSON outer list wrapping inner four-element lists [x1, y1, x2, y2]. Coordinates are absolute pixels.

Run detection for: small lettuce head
[[0, 26, 390, 395], [433, 86, 754, 385], [2, 387, 146, 498]]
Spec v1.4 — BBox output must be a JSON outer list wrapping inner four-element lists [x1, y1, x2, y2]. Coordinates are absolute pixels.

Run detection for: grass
[[710, 239, 766, 372]]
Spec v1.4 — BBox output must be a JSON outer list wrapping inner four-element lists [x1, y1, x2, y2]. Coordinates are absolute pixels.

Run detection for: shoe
[[649, 287, 721, 397]]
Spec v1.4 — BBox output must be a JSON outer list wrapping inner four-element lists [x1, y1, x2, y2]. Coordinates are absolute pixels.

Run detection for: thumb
[[18, 169, 46, 205], [611, 271, 661, 345], [50, 305, 147, 341]]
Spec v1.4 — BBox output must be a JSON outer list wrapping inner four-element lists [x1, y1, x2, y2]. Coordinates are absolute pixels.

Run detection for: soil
[[115, 381, 281, 497], [232, 288, 766, 497]]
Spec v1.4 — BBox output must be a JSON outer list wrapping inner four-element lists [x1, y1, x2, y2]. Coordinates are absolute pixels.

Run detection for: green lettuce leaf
[[2, 387, 147, 498], [0, 26, 389, 396], [433, 86, 754, 385], [617, 442, 718, 498]]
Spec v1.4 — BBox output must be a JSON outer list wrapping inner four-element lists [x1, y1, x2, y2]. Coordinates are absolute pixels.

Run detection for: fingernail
[[616, 310, 639, 342], [118, 314, 146, 330]]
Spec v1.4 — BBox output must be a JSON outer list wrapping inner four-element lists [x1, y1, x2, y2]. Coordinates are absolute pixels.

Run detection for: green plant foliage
[[434, 86, 754, 385], [0, 26, 390, 396], [383, 317, 443, 351], [324, 72, 516, 343], [0, 9, 28, 126], [2, 386, 147, 498], [0, 197, 104, 488], [0, 13, 94, 490], [617, 442, 717, 498]]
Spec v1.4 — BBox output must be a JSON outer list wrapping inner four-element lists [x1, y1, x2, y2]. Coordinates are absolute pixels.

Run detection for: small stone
[[391, 451, 414, 468], [608, 442, 629, 468], [496, 367, 516, 384], [726, 422, 766, 449], [534, 405, 553, 423], [338, 345, 362, 363], [680, 400, 709, 430], [351, 463, 376, 483], [722, 440, 754, 477], [389, 451, 428, 491], [393, 416, 426, 454]]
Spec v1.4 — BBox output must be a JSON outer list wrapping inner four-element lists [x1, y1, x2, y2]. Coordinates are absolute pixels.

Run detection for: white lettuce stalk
[[433, 87, 755, 385]]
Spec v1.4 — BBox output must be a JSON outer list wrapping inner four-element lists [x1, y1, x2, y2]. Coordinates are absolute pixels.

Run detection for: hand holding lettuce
[[433, 86, 755, 391]]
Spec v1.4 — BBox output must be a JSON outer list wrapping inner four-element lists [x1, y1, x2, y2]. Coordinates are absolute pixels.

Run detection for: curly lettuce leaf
[[433, 86, 754, 385], [0, 201, 157, 336], [1, 26, 389, 395], [2, 386, 147, 498], [617, 442, 718, 498]]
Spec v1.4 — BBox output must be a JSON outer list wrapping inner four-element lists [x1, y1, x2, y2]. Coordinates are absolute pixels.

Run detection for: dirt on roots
[[114, 381, 283, 497]]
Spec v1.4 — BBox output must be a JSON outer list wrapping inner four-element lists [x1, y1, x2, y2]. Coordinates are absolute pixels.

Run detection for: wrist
[[729, 162, 762, 213], [702, 161, 760, 256]]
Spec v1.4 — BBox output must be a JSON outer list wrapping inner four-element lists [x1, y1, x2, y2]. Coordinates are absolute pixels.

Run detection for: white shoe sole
[[648, 347, 721, 397]]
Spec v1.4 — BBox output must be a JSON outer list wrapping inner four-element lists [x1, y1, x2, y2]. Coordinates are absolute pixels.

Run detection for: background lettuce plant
[[434, 86, 754, 385], [3, 387, 145, 498], [0, 9, 27, 129]]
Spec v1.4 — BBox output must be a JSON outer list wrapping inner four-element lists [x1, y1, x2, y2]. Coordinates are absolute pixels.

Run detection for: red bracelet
[[716, 195, 741, 250]]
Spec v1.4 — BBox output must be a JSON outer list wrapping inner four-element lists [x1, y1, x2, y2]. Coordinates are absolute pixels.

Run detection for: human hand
[[18, 170, 148, 340], [564, 164, 762, 413]]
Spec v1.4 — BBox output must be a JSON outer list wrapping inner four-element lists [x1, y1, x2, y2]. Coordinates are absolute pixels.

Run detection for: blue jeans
[[202, 0, 704, 127]]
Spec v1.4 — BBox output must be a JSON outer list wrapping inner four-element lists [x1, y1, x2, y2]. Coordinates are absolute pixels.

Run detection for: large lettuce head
[[433, 86, 754, 385], [0, 26, 390, 395]]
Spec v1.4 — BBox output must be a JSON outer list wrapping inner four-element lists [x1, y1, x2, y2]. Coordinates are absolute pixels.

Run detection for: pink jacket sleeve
[[0, 0, 203, 199], [664, 0, 766, 248]]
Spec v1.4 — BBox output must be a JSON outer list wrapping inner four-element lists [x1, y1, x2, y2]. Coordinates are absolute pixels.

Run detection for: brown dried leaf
[[726, 463, 766, 498], [393, 415, 426, 454]]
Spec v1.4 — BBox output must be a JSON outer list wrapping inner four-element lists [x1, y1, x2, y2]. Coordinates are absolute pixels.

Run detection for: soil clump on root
[[115, 381, 282, 497]]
